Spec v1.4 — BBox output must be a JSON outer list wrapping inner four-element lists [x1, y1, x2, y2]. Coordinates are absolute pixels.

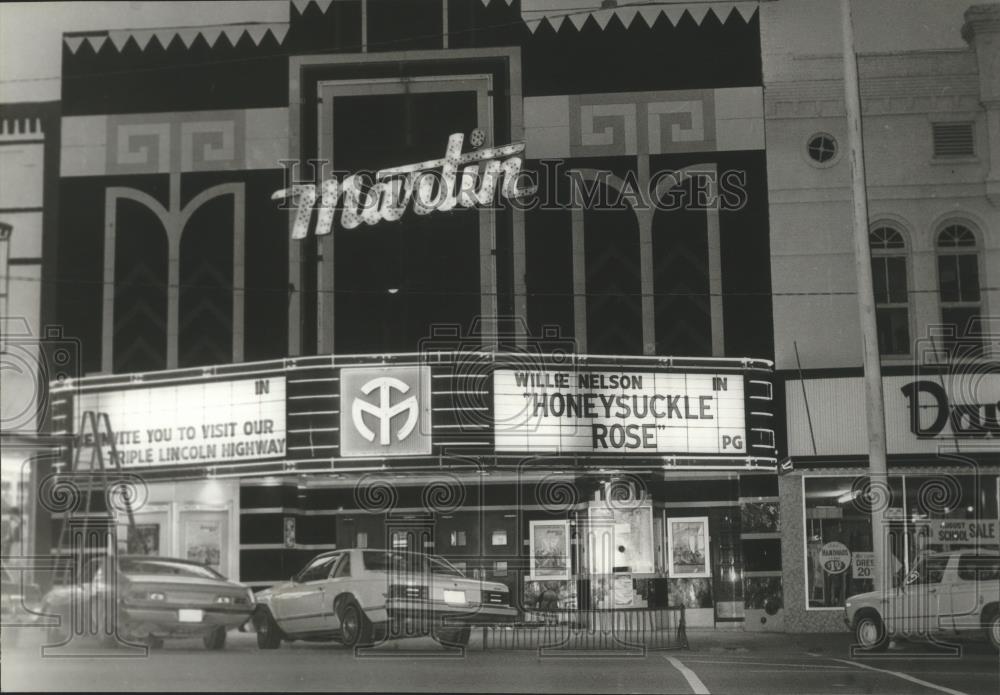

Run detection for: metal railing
[[479, 607, 687, 651]]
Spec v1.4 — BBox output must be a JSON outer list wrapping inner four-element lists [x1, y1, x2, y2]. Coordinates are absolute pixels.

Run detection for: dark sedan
[[40, 556, 254, 650]]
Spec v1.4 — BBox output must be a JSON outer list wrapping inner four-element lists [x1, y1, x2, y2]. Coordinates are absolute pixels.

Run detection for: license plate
[[443, 590, 466, 605], [178, 609, 203, 623]]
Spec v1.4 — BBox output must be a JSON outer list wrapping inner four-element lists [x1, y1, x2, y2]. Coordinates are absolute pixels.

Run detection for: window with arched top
[[936, 223, 982, 354], [869, 226, 910, 356]]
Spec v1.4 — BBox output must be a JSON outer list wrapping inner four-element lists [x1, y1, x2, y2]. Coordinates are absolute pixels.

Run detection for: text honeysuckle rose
[[272, 132, 537, 239]]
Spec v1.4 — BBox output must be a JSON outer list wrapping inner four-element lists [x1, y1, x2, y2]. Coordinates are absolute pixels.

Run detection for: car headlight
[[214, 595, 233, 604], [845, 601, 852, 608]]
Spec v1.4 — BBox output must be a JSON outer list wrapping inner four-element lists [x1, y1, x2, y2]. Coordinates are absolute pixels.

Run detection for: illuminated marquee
[[74, 377, 287, 467], [272, 131, 537, 239], [494, 369, 746, 455]]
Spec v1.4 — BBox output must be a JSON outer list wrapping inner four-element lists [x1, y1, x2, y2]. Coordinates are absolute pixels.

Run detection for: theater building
[[764, 2, 1000, 631], [39, 0, 784, 629]]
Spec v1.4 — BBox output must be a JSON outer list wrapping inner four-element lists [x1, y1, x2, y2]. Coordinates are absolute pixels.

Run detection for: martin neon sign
[[272, 131, 536, 239]]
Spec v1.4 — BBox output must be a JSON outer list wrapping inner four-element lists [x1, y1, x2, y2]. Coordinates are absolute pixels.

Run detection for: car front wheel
[[854, 613, 888, 652], [253, 608, 282, 650]]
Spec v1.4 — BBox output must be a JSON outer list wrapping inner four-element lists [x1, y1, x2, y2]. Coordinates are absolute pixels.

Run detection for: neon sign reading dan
[[272, 131, 536, 239]]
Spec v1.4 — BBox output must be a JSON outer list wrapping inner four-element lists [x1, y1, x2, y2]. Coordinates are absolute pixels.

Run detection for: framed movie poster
[[184, 519, 222, 570], [666, 516, 710, 578], [128, 523, 161, 555], [529, 519, 571, 580]]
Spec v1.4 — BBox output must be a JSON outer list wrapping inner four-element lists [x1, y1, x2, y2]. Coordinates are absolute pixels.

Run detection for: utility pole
[[840, 0, 890, 593]]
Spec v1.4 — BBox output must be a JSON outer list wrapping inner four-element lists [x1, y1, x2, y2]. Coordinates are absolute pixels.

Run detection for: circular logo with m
[[339, 366, 431, 457]]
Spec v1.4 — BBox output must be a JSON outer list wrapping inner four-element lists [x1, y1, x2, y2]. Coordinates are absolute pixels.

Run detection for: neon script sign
[[272, 131, 536, 239]]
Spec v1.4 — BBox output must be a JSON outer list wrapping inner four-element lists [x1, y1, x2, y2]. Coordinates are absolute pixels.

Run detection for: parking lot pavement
[[2, 627, 997, 694]]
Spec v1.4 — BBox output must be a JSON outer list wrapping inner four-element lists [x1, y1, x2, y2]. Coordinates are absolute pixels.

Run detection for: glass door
[[712, 509, 743, 623]]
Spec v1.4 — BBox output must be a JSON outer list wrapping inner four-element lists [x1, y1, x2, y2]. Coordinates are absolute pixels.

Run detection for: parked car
[[253, 549, 518, 649], [1, 565, 41, 621], [40, 556, 254, 650], [2, 564, 42, 646], [844, 549, 1000, 652]]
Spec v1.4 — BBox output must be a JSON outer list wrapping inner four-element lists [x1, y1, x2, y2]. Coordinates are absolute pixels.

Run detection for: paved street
[[2, 627, 996, 694]]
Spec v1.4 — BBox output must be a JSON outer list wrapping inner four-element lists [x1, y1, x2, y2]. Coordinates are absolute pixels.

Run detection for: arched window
[[869, 226, 910, 356], [936, 224, 982, 354]]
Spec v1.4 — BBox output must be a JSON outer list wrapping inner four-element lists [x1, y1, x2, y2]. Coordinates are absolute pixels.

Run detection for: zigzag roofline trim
[[63, 1, 757, 54], [63, 22, 289, 54]]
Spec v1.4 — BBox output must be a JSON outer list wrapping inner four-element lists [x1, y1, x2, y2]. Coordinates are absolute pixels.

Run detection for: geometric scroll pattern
[[107, 111, 246, 175], [569, 90, 716, 157]]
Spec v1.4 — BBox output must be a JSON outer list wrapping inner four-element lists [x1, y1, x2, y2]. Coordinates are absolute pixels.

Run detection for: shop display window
[[805, 473, 998, 610], [803, 476, 904, 609], [903, 474, 999, 562], [450, 530, 467, 547]]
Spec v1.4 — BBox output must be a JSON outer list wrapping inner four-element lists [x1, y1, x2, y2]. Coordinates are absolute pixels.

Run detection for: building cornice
[[765, 90, 981, 119], [0, 114, 45, 143], [766, 49, 977, 83], [764, 49, 981, 118], [962, 3, 1000, 43]]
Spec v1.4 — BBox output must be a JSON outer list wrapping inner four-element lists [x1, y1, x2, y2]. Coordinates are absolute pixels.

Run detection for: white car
[[252, 549, 517, 649], [844, 549, 1000, 652]]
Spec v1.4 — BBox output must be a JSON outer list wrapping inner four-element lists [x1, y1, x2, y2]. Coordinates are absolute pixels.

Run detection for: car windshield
[[363, 551, 465, 578], [119, 559, 224, 580], [906, 555, 949, 585]]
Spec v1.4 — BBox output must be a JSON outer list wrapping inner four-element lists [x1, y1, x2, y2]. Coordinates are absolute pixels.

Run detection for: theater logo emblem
[[339, 366, 431, 457]]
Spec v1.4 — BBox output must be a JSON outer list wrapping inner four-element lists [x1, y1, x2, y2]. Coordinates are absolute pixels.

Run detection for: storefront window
[[803, 476, 904, 609], [904, 474, 999, 564], [804, 473, 998, 609]]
